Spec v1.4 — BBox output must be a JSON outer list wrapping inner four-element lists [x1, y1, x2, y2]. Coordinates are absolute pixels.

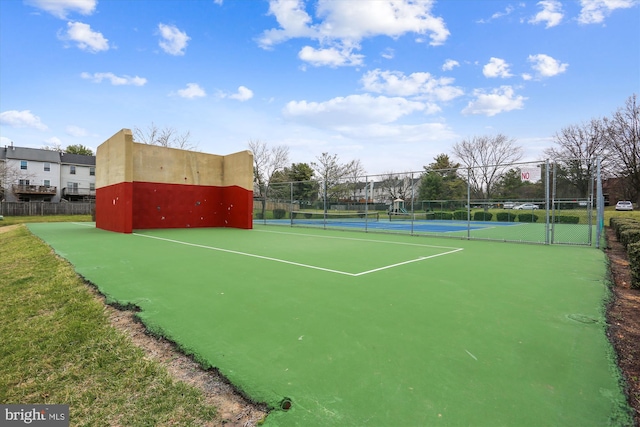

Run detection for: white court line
[[254, 228, 463, 250], [132, 231, 463, 277]]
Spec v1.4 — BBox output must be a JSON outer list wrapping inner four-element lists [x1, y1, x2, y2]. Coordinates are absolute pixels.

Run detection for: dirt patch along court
[[605, 227, 640, 426]]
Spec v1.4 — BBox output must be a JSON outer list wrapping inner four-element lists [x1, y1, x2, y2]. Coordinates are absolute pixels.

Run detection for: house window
[[44, 180, 50, 186], [19, 179, 30, 186], [67, 182, 78, 194], [90, 167, 95, 176], [89, 183, 95, 191], [44, 162, 50, 172], [70, 165, 76, 175], [21, 160, 27, 170]]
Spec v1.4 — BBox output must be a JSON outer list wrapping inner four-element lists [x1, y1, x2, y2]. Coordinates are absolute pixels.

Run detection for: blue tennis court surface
[[257, 218, 521, 233]]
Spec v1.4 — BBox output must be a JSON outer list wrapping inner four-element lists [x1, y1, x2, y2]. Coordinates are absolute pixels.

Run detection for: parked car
[[513, 203, 539, 210], [503, 202, 517, 209], [615, 201, 634, 211]]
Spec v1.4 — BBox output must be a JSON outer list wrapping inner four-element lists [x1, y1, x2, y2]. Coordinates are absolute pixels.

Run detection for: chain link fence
[[253, 158, 604, 247]]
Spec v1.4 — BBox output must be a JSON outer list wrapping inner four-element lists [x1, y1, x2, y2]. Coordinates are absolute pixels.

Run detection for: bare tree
[[133, 122, 197, 151], [604, 94, 640, 204], [311, 153, 358, 213], [379, 172, 415, 205], [345, 159, 366, 202], [248, 139, 290, 217], [544, 118, 609, 196], [452, 134, 523, 199], [0, 160, 35, 201], [41, 142, 63, 152]]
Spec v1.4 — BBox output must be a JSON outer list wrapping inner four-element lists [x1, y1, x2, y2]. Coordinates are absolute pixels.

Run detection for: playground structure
[[389, 198, 407, 214], [95, 129, 253, 233]]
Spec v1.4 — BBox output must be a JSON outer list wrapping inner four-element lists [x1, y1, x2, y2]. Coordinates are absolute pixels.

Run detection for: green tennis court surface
[[27, 222, 631, 426]]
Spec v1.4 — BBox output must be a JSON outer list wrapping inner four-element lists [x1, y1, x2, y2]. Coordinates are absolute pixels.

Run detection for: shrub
[[273, 209, 286, 219], [620, 228, 640, 249], [611, 218, 640, 242], [304, 212, 313, 219], [554, 215, 580, 224], [433, 211, 453, 220], [425, 212, 436, 220], [254, 212, 263, 220], [473, 211, 493, 221], [629, 241, 640, 289], [496, 212, 517, 222], [453, 210, 468, 220], [518, 213, 539, 223]]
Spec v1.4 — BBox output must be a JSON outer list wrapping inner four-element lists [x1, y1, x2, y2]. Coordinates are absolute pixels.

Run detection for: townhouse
[[0, 144, 96, 202]]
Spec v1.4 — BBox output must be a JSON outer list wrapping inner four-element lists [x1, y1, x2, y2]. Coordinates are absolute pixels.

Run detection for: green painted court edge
[[27, 222, 632, 426]]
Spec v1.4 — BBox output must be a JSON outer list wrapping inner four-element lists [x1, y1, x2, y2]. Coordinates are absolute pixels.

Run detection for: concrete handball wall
[[96, 128, 253, 233]]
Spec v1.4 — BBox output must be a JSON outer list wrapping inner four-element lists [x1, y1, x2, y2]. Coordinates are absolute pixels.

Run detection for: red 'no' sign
[[521, 172, 530, 180]]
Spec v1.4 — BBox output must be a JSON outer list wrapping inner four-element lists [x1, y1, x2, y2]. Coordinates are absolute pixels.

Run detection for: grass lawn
[[0, 225, 224, 426], [0, 214, 92, 227]]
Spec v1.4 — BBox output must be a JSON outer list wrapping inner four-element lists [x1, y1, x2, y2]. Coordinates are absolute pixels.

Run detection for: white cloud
[[522, 73, 533, 81], [381, 48, 395, 60], [298, 45, 364, 67], [528, 53, 568, 77], [66, 125, 88, 137], [229, 86, 254, 101], [176, 83, 206, 99], [529, 0, 564, 28], [361, 69, 463, 102], [60, 21, 109, 52], [442, 59, 459, 71], [81, 72, 147, 86], [578, 0, 638, 24], [25, 0, 96, 19], [258, 0, 450, 66], [462, 86, 526, 116], [158, 23, 190, 56], [477, 5, 516, 23], [333, 121, 456, 143], [283, 94, 426, 128], [0, 110, 48, 131], [314, 0, 449, 45], [483, 57, 513, 78], [44, 136, 63, 145]]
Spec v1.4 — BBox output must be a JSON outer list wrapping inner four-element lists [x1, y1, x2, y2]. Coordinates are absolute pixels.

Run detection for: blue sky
[[1, 0, 638, 175]]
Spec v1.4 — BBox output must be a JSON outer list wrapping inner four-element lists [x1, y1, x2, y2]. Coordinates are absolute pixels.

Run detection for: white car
[[615, 201, 634, 211], [513, 203, 539, 210]]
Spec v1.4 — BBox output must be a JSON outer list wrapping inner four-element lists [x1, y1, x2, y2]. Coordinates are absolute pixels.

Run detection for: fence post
[[545, 159, 550, 245], [596, 157, 603, 248], [466, 167, 471, 239], [365, 176, 369, 232]]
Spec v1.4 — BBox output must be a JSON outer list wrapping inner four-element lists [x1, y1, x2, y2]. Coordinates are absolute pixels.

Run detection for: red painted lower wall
[[97, 181, 252, 232], [221, 184, 254, 229], [96, 182, 134, 233]]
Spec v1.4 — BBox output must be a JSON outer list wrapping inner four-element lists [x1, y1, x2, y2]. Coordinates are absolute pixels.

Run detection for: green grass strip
[[0, 225, 219, 426]]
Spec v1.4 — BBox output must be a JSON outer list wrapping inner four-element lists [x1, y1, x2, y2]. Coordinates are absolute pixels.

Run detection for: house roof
[[60, 152, 96, 166], [4, 146, 61, 163], [1, 146, 96, 165]]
